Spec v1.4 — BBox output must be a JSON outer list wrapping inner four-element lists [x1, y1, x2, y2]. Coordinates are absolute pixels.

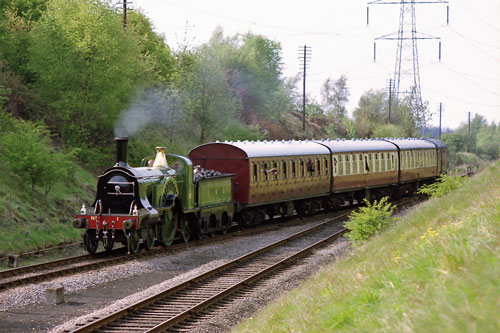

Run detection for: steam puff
[[114, 86, 179, 138]]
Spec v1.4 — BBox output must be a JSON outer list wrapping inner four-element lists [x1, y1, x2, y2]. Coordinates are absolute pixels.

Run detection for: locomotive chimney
[[115, 137, 129, 167]]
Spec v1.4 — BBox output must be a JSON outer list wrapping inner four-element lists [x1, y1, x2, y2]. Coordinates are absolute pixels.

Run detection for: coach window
[[381, 153, 386, 172], [333, 157, 338, 175], [282, 161, 287, 180], [324, 158, 329, 175], [291, 160, 296, 178], [338, 155, 344, 175], [345, 155, 350, 175], [272, 161, 278, 180], [352, 155, 358, 174], [252, 162, 258, 182]]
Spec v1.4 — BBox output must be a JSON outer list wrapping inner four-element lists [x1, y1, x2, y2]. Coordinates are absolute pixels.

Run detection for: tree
[[28, 0, 151, 148], [353, 89, 386, 138], [320, 75, 350, 122], [207, 29, 289, 123], [400, 87, 433, 132], [179, 48, 240, 143]]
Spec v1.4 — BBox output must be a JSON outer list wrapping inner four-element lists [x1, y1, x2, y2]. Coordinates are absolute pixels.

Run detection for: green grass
[[0, 163, 95, 256], [235, 161, 500, 332]]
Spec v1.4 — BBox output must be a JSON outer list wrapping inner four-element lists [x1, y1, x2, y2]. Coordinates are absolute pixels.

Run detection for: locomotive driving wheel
[[141, 224, 155, 251], [84, 230, 99, 254], [161, 208, 177, 246], [128, 228, 140, 254], [160, 177, 179, 246], [179, 213, 191, 243]]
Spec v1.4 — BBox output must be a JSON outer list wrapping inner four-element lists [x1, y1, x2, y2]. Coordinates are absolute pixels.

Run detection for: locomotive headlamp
[[122, 219, 135, 230], [81, 204, 86, 214], [73, 218, 87, 228]]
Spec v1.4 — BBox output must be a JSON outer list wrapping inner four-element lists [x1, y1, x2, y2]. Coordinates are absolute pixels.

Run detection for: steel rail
[[148, 228, 348, 333], [0, 207, 355, 292], [70, 212, 351, 333]]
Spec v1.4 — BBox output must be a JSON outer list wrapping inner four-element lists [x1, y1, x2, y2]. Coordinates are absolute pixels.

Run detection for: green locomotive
[[73, 137, 234, 254]]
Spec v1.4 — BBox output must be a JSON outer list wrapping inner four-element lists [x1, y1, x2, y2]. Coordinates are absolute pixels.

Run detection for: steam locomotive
[[74, 137, 447, 254]]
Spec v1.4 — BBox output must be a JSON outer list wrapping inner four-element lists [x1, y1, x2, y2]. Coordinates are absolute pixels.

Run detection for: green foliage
[[344, 197, 396, 245], [220, 121, 266, 142], [0, 117, 77, 197], [418, 174, 467, 198], [28, 0, 151, 147], [342, 117, 357, 139], [441, 114, 500, 166], [236, 160, 500, 332], [203, 29, 290, 123], [321, 75, 349, 122], [372, 123, 406, 138], [179, 46, 241, 143]]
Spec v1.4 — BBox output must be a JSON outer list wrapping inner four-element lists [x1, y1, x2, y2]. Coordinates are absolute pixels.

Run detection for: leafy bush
[[0, 118, 77, 198], [418, 174, 467, 198], [344, 197, 396, 245]]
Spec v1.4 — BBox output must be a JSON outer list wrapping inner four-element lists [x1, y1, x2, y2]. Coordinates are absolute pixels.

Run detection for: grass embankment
[[236, 161, 500, 332], [0, 165, 95, 256]]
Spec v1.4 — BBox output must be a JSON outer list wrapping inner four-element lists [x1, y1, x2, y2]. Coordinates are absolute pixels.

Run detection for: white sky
[[132, 0, 500, 130]]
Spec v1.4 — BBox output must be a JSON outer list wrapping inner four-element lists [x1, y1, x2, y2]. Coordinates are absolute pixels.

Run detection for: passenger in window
[[307, 159, 315, 173]]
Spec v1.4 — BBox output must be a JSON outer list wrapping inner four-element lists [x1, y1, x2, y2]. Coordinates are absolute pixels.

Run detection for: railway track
[[70, 211, 350, 333], [0, 196, 420, 293], [0, 208, 352, 292]]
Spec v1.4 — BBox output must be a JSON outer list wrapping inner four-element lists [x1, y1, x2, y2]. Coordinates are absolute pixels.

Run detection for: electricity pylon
[[368, 0, 448, 108]]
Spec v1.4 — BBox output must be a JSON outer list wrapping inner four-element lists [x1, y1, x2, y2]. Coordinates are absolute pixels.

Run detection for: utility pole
[[467, 111, 471, 153], [368, 1, 448, 108], [387, 78, 394, 123], [298, 45, 311, 131], [438, 102, 442, 139], [121, 0, 132, 28]]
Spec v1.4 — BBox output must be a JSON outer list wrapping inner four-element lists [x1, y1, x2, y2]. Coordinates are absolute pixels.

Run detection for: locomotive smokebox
[[115, 137, 129, 167]]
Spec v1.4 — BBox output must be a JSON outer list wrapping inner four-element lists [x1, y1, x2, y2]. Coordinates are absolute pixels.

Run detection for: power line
[[455, 0, 500, 34]]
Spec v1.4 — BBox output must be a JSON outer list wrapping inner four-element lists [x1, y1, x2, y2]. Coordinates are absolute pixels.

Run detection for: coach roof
[[387, 138, 437, 150], [315, 138, 397, 153], [194, 140, 331, 158]]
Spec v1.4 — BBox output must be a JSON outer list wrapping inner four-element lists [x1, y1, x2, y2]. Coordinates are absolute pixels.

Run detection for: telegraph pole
[[438, 102, 442, 139], [387, 78, 394, 123], [467, 111, 471, 152], [298, 45, 311, 131], [121, 1, 132, 28]]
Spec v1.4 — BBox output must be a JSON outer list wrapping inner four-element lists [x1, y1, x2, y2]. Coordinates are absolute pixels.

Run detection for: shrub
[[0, 118, 77, 198], [344, 197, 396, 245], [418, 174, 467, 198]]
